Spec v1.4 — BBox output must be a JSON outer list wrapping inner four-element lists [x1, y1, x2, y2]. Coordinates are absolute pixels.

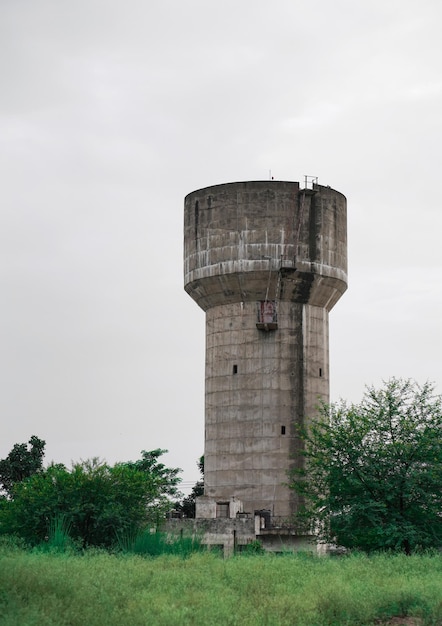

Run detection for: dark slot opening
[[281, 426, 286, 435], [233, 364, 238, 374], [319, 368, 322, 377]]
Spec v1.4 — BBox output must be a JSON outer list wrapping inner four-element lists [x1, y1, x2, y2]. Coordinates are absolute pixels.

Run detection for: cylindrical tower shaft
[[184, 180, 347, 518]]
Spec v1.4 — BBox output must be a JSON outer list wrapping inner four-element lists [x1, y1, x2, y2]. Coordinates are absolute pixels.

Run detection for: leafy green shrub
[[0, 450, 181, 549], [0, 533, 26, 552], [291, 379, 442, 554]]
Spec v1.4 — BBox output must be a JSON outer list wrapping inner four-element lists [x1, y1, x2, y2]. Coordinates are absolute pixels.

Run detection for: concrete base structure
[[166, 516, 317, 557]]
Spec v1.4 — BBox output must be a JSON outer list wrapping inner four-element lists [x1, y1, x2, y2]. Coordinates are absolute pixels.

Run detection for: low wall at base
[[165, 518, 317, 557]]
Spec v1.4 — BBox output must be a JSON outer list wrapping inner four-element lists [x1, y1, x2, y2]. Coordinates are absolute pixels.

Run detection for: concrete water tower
[[184, 179, 347, 522]]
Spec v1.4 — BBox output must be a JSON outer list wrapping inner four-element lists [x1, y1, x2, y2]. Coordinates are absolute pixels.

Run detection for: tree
[[122, 448, 182, 508], [0, 436, 45, 497], [175, 456, 204, 518], [0, 450, 182, 547], [290, 379, 442, 554]]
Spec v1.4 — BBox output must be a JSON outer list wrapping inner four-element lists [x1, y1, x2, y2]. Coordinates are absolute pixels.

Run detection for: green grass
[[0, 545, 441, 625], [116, 528, 204, 557]]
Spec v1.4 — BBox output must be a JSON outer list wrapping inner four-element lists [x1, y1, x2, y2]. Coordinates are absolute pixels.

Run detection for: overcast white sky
[[1, 0, 442, 491]]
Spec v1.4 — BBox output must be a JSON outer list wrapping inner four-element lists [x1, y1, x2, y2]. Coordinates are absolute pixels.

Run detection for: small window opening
[[319, 368, 322, 377], [281, 425, 286, 435], [216, 502, 229, 518], [233, 364, 238, 374]]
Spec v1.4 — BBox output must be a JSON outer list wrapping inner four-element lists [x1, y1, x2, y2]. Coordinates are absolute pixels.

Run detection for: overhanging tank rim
[[185, 181, 298, 201], [185, 180, 347, 203]]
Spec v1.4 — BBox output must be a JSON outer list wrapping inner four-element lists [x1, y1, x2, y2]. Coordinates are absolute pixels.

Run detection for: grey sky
[[1, 0, 442, 490]]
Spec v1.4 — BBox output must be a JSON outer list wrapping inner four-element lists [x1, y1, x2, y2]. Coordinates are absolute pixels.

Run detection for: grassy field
[[0, 545, 441, 626]]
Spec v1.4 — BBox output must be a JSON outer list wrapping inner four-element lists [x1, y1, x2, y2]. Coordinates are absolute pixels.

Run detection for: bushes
[[0, 451, 182, 549], [291, 379, 442, 554]]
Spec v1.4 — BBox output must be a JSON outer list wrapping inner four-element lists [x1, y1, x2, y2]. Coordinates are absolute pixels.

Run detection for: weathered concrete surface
[[203, 300, 329, 517], [195, 495, 243, 519], [166, 517, 315, 556], [184, 181, 347, 311], [184, 180, 347, 520]]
